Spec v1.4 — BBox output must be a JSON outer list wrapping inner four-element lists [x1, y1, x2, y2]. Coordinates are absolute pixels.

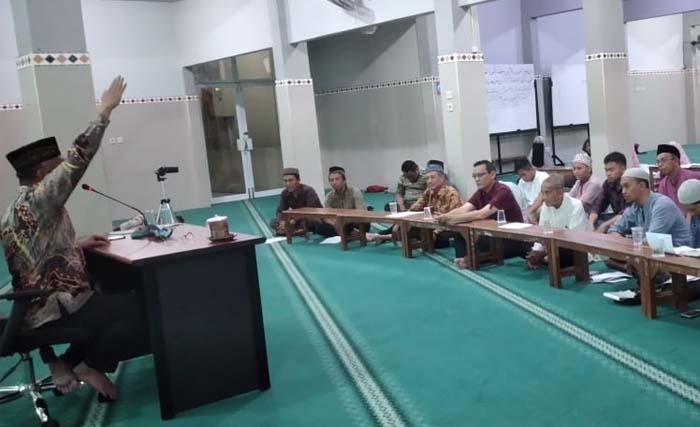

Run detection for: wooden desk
[[464, 220, 572, 288], [647, 255, 699, 314], [85, 224, 269, 420], [552, 230, 658, 318], [280, 208, 417, 252], [400, 216, 449, 258]]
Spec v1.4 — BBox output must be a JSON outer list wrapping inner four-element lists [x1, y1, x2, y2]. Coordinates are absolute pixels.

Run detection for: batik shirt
[[410, 184, 462, 214], [1, 119, 108, 329]]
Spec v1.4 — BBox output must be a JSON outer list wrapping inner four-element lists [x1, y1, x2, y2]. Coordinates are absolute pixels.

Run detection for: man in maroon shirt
[[439, 160, 526, 268]]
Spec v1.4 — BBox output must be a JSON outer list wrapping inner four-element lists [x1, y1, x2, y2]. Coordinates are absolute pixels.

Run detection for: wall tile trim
[[275, 79, 313, 87], [585, 52, 627, 61], [0, 96, 199, 112], [438, 52, 484, 64], [315, 76, 439, 96], [16, 52, 91, 70]]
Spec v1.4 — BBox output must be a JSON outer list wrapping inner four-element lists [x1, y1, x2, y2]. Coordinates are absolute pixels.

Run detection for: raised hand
[[99, 76, 127, 120]]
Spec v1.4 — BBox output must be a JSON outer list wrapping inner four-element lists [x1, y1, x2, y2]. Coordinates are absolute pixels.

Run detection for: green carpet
[[2, 187, 700, 426]]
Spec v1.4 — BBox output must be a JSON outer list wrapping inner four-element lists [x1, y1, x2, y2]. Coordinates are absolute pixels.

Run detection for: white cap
[[678, 179, 700, 205], [572, 152, 592, 167], [621, 167, 650, 183]]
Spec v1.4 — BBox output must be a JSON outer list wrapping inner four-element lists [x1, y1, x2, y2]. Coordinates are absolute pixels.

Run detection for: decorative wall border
[[0, 96, 199, 112], [438, 52, 484, 64], [585, 52, 627, 61], [315, 76, 439, 96], [275, 79, 313, 87], [108, 95, 199, 105], [0, 103, 23, 111], [16, 52, 91, 70], [628, 69, 696, 76]]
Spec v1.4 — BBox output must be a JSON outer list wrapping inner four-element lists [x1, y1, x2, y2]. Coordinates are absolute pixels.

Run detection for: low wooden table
[[551, 230, 660, 318], [648, 255, 698, 315], [464, 220, 571, 288], [280, 208, 417, 252], [399, 215, 452, 258]]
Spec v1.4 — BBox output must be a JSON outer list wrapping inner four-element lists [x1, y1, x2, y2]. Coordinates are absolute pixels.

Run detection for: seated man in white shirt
[[515, 158, 549, 206], [526, 175, 591, 269], [503, 181, 529, 224]]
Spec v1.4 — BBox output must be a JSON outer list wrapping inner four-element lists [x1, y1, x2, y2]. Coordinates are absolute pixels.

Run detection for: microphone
[[81, 183, 149, 225]]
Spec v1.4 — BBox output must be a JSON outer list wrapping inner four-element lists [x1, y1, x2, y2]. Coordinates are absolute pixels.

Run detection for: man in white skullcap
[[569, 152, 602, 215], [609, 168, 691, 247], [678, 179, 700, 248]]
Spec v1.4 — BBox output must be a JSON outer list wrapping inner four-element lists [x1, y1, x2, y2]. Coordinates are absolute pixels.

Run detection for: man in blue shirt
[[678, 179, 700, 248], [609, 168, 691, 246], [607, 168, 690, 302]]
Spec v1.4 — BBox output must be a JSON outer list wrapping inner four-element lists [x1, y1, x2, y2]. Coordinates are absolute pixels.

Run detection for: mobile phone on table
[[680, 309, 700, 319]]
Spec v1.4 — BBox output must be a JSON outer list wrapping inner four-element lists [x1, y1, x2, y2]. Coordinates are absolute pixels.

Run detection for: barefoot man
[[1, 76, 150, 399]]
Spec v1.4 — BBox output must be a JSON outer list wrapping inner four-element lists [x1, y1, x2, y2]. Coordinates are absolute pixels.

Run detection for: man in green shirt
[[316, 166, 366, 237]]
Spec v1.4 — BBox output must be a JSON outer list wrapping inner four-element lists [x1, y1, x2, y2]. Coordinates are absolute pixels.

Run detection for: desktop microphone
[[81, 183, 149, 225]]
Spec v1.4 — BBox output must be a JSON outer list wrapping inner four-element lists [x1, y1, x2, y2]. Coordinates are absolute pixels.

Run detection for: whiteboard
[[484, 64, 537, 134], [551, 63, 589, 126]]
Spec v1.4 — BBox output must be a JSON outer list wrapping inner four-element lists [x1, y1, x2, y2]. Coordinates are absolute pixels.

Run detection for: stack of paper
[[672, 246, 700, 257], [661, 275, 700, 285], [385, 212, 422, 219], [603, 290, 637, 301], [497, 223, 532, 230], [591, 271, 632, 284]]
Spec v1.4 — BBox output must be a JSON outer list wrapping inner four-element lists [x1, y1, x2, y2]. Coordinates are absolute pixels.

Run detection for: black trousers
[[36, 292, 150, 373], [313, 222, 361, 238], [450, 233, 528, 260]]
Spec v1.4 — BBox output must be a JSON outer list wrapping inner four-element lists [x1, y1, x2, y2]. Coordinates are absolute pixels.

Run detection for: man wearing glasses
[[439, 160, 526, 268]]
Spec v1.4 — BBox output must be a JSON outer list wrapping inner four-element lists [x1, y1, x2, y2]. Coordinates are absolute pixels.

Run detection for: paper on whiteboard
[[485, 64, 537, 133]]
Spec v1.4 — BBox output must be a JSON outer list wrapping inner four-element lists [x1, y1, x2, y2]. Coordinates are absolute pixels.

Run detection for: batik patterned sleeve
[[31, 119, 109, 215]]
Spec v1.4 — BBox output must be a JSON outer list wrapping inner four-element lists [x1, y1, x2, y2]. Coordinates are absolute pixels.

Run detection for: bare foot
[[74, 363, 118, 400], [454, 258, 467, 269], [49, 360, 79, 394]]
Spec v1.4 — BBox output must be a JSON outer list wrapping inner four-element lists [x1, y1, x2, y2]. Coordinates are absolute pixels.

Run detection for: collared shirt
[[569, 175, 603, 214], [591, 179, 627, 216], [396, 172, 428, 207], [658, 168, 700, 211], [410, 184, 462, 215], [276, 184, 322, 219], [325, 185, 366, 210], [691, 216, 700, 248], [608, 192, 691, 247], [1, 119, 109, 329], [533, 194, 590, 252], [517, 170, 549, 206], [503, 181, 529, 222], [468, 182, 524, 222]]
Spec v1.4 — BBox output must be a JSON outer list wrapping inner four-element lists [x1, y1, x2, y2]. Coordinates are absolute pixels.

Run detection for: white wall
[[626, 13, 685, 71], [478, 0, 524, 64], [535, 9, 585, 77], [174, 0, 273, 68], [0, 0, 21, 103], [82, 0, 184, 97], [285, 0, 434, 43]]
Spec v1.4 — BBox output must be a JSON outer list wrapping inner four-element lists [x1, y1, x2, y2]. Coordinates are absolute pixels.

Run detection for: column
[[583, 0, 631, 179], [434, 0, 491, 196], [267, 0, 325, 199], [11, 0, 111, 234]]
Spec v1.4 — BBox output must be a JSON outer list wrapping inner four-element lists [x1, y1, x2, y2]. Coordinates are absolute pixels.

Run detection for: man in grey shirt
[[608, 168, 691, 246]]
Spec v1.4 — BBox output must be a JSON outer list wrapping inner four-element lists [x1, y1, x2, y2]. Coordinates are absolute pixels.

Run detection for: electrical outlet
[[447, 103, 454, 112]]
